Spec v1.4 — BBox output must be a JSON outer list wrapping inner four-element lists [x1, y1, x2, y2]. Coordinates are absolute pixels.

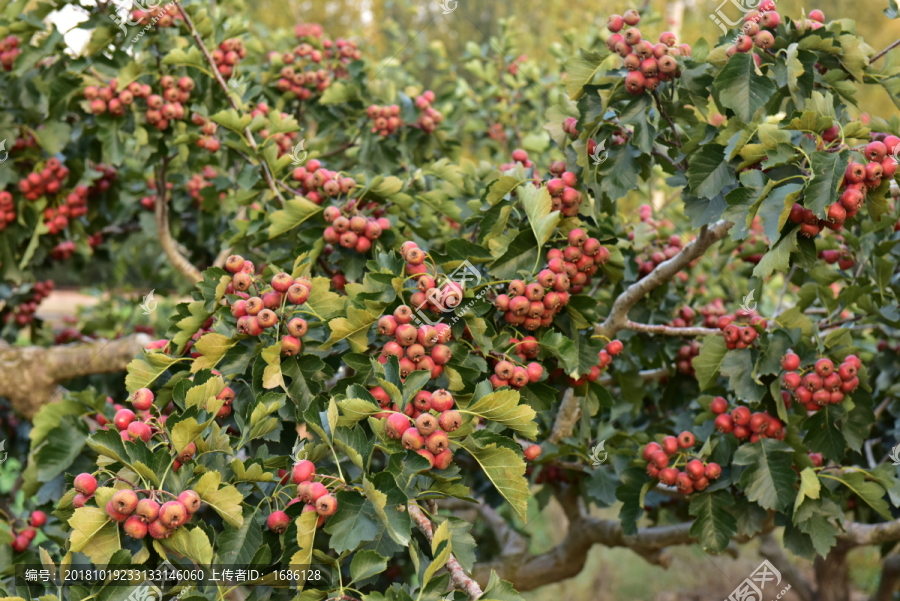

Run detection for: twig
[[155, 157, 202, 284], [173, 1, 285, 206], [873, 38, 900, 63], [409, 505, 484, 600], [623, 321, 719, 337]]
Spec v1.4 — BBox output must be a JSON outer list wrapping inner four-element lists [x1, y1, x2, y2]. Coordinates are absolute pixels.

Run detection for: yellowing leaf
[[321, 306, 379, 353], [191, 333, 237, 373], [192, 471, 244, 528], [460, 439, 531, 521], [159, 526, 214, 565], [464, 389, 538, 439]]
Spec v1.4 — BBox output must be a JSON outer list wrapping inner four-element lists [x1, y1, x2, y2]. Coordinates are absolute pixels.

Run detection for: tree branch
[[409, 504, 484, 599], [595, 220, 733, 340], [758, 533, 816, 601], [174, 1, 286, 206], [0, 334, 152, 419], [874, 553, 900, 601], [623, 321, 720, 337], [155, 158, 202, 285], [549, 388, 579, 445], [873, 38, 900, 63]]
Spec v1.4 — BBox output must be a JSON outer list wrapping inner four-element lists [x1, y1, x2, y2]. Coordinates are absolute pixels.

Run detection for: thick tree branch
[[758, 533, 815, 601], [874, 553, 900, 601], [549, 388, 579, 445], [155, 159, 203, 285], [409, 504, 484, 599], [175, 1, 285, 206], [440, 499, 528, 555], [0, 334, 151, 419], [595, 220, 734, 341], [623, 321, 720, 337], [840, 520, 900, 546]]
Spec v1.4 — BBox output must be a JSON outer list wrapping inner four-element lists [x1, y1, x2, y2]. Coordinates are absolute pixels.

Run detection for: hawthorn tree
[[4, 1, 900, 601]]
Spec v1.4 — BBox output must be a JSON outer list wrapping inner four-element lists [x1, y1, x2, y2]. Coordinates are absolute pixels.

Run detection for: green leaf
[[733, 439, 797, 511], [324, 492, 381, 553], [828, 472, 891, 519], [802, 404, 847, 462], [753, 231, 798, 279], [692, 336, 728, 390], [216, 507, 263, 564], [484, 175, 521, 206], [563, 49, 609, 99], [720, 350, 766, 403], [350, 550, 388, 584], [687, 144, 737, 200], [268, 197, 324, 239], [35, 421, 87, 482], [363, 474, 411, 546], [170, 418, 205, 456], [260, 344, 285, 390], [192, 471, 244, 528], [321, 305, 379, 352], [689, 491, 738, 553], [422, 521, 452, 589], [69, 507, 119, 564], [304, 276, 346, 320], [209, 108, 253, 134], [158, 526, 214, 565], [460, 438, 531, 521], [463, 389, 538, 439], [517, 184, 561, 248], [804, 150, 849, 216], [714, 52, 777, 122], [795, 467, 821, 512], [289, 511, 320, 591], [125, 353, 181, 392], [338, 398, 382, 426], [191, 333, 238, 373]]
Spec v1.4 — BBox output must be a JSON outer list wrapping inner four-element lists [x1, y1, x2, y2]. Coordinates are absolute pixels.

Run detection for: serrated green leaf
[[464, 389, 538, 439], [459, 439, 530, 521], [192, 471, 244, 528]]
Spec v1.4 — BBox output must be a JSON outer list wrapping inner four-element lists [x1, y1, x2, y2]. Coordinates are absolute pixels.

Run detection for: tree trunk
[[0, 334, 150, 418], [814, 541, 851, 601], [873, 554, 900, 601]]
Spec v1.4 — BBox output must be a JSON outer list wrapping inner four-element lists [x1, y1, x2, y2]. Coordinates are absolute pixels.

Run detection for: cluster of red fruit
[[0, 34, 20, 71], [76, 472, 202, 540], [726, 0, 781, 57], [268, 459, 338, 531], [413, 91, 443, 133], [211, 38, 246, 79], [487, 357, 544, 390], [132, 4, 181, 28], [3, 280, 53, 327], [499, 147, 535, 171], [381, 389, 458, 470], [186, 166, 219, 202], [642, 432, 722, 493], [225, 257, 312, 352], [140, 178, 173, 210], [17, 157, 69, 200], [272, 38, 359, 100], [718, 310, 767, 350], [366, 104, 402, 137], [85, 78, 137, 117], [675, 340, 701, 376], [606, 10, 690, 95], [545, 162, 589, 218], [710, 397, 785, 442], [376, 308, 453, 379], [781, 352, 860, 411], [323, 204, 391, 254], [0, 190, 14, 231], [289, 159, 348, 205], [190, 112, 221, 152], [791, 136, 898, 237], [144, 76, 195, 130], [9, 510, 46, 553], [105, 388, 164, 443], [818, 247, 856, 270], [50, 240, 77, 261], [636, 233, 684, 277]]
